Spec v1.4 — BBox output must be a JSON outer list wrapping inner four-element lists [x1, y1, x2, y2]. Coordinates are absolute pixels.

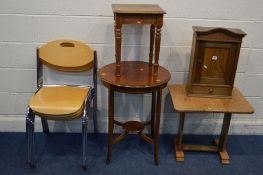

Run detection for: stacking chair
[[26, 40, 97, 169]]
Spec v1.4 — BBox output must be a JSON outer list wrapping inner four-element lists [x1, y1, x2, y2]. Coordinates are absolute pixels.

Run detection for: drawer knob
[[208, 88, 214, 94], [137, 21, 141, 24]]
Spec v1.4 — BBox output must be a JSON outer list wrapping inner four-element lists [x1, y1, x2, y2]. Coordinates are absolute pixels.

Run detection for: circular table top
[[99, 61, 171, 89]]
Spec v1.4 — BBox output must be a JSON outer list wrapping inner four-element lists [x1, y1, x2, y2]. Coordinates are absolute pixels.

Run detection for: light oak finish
[[39, 40, 94, 72], [29, 86, 89, 120], [169, 85, 254, 114], [187, 27, 246, 98], [99, 61, 170, 165], [27, 40, 98, 169], [169, 84, 254, 164], [112, 4, 165, 76]]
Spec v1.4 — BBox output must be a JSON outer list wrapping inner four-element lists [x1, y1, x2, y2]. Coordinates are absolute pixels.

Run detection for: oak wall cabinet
[[186, 26, 246, 98]]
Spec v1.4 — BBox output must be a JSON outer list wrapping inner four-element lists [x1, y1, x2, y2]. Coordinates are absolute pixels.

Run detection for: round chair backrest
[[39, 40, 94, 72]]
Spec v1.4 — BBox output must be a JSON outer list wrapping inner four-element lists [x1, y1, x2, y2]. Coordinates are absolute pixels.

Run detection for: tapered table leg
[[151, 92, 156, 137], [154, 86, 162, 165], [107, 88, 114, 164], [175, 112, 185, 162]]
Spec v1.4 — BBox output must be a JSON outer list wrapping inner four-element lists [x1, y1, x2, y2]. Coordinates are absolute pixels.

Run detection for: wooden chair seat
[[29, 86, 90, 120]]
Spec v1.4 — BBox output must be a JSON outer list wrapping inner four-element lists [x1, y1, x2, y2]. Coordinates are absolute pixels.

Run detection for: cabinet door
[[195, 42, 237, 85]]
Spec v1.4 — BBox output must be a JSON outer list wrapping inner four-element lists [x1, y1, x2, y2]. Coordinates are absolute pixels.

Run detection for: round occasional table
[[99, 61, 171, 165]]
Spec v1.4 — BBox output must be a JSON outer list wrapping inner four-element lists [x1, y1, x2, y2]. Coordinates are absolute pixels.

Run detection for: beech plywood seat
[[26, 39, 98, 169], [29, 86, 90, 120]]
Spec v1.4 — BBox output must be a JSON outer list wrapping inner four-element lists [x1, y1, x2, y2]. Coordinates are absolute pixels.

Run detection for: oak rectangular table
[[168, 84, 254, 164]]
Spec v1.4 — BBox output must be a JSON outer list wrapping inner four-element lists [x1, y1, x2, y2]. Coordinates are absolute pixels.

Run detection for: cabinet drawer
[[121, 14, 157, 24], [187, 85, 233, 98]]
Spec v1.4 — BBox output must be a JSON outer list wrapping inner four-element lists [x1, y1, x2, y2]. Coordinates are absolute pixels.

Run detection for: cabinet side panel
[[187, 33, 197, 85]]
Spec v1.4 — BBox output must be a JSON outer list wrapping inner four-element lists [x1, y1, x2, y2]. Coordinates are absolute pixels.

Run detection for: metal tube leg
[[41, 118, 49, 134], [27, 108, 35, 168], [93, 91, 98, 135], [82, 117, 88, 169], [154, 86, 162, 165], [107, 88, 114, 164], [26, 110, 30, 163], [27, 124, 31, 163], [93, 51, 98, 135], [30, 121, 35, 168]]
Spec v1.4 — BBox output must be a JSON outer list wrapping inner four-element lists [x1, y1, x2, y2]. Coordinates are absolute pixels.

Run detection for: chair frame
[[26, 47, 97, 169]]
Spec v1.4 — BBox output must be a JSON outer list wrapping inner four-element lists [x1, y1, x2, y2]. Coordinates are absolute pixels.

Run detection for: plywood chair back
[[38, 39, 94, 72]]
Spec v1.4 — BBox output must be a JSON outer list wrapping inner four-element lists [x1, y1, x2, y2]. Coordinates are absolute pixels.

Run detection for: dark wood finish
[[100, 61, 171, 165], [112, 4, 165, 76], [105, 4, 168, 165], [187, 26, 246, 98], [149, 25, 155, 65], [151, 92, 156, 137], [112, 131, 128, 145], [100, 61, 171, 89], [112, 4, 166, 14], [154, 86, 162, 165], [169, 84, 254, 164], [123, 121, 145, 132], [106, 88, 114, 164], [154, 25, 162, 76]]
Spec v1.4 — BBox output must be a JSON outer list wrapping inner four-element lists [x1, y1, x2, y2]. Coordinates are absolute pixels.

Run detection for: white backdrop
[[0, 0, 262, 134]]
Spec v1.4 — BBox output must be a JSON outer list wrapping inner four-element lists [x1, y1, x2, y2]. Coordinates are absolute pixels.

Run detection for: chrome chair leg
[[93, 92, 98, 135], [93, 50, 98, 135], [41, 118, 49, 134], [26, 108, 35, 168], [30, 120, 35, 168], [82, 110, 88, 169], [26, 117, 30, 163]]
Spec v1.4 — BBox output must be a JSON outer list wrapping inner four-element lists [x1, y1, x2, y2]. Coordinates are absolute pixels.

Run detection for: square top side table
[[112, 4, 166, 76], [168, 84, 254, 164]]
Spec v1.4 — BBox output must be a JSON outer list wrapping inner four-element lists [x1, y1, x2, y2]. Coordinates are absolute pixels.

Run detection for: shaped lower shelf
[[122, 121, 145, 132]]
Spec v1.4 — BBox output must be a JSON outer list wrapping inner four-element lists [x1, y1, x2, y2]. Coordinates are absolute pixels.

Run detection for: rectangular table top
[[112, 4, 166, 14], [168, 84, 254, 114]]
